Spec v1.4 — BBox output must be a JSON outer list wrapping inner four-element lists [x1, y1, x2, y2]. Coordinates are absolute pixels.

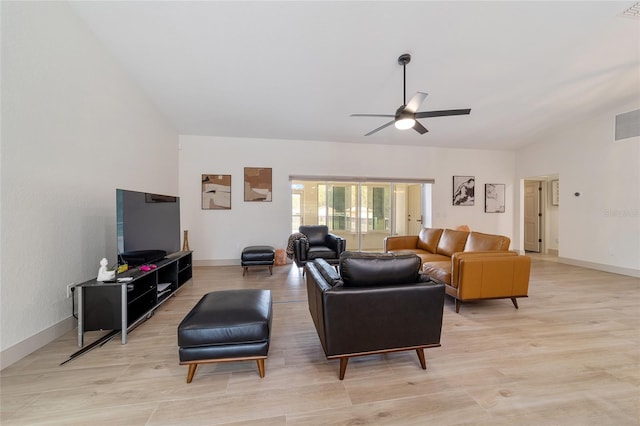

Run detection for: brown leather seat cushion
[[423, 261, 452, 286]]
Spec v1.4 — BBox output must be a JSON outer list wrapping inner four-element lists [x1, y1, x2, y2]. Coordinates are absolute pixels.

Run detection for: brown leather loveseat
[[384, 228, 530, 313]]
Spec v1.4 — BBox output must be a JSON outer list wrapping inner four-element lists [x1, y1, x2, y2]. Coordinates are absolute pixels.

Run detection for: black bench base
[[177, 289, 273, 382]]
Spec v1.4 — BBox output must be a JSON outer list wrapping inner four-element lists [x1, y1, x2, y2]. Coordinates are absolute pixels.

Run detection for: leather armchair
[[305, 252, 445, 380], [293, 225, 346, 269]]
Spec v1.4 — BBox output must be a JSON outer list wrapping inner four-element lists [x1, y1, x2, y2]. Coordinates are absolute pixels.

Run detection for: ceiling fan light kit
[[351, 53, 471, 136]]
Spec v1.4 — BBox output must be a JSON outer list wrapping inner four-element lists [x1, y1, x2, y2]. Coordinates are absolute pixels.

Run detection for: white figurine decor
[[97, 258, 115, 282]]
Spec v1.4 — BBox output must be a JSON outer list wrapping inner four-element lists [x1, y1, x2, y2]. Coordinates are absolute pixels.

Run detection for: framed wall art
[[485, 183, 505, 213], [453, 176, 475, 206], [244, 167, 272, 202], [202, 174, 231, 210]]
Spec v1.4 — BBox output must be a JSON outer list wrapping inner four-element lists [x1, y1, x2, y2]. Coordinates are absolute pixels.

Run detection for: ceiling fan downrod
[[398, 53, 411, 106]]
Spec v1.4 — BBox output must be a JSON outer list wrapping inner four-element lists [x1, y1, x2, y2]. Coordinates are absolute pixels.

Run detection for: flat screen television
[[116, 189, 181, 266]]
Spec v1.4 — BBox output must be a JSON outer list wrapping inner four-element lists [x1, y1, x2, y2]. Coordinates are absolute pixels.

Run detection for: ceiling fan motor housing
[[395, 106, 413, 120], [398, 53, 411, 65]]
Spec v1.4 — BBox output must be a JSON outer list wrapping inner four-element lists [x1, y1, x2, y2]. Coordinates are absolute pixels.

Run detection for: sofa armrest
[[321, 283, 445, 356], [451, 251, 516, 285], [384, 235, 419, 252], [454, 254, 530, 300], [325, 232, 346, 254], [293, 237, 309, 262]]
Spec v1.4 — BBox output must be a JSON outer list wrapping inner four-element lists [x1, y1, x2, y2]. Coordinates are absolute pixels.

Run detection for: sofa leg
[[416, 348, 427, 370], [339, 357, 349, 380], [511, 297, 519, 309], [256, 359, 266, 378], [242, 266, 248, 277], [186, 363, 198, 383], [455, 299, 461, 313], [269, 265, 273, 275]]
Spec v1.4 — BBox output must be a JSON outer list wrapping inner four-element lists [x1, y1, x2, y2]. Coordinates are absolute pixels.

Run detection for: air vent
[[619, 2, 640, 19], [615, 109, 640, 140]]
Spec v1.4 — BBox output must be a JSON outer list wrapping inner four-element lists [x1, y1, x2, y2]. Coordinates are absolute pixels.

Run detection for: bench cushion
[[241, 246, 275, 265], [178, 289, 272, 348]]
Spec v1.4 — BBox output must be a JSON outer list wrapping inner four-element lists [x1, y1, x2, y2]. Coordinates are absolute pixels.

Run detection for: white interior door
[[407, 184, 423, 235], [524, 181, 541, 252]]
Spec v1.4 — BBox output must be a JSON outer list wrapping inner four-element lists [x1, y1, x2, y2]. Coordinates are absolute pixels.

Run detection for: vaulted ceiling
[[70, 1, 640, 150]]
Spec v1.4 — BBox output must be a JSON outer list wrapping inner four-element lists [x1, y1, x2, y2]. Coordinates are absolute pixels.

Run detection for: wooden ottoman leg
[[256, 358, 266, 378], [186, 363, 198, 383], [416, 348, 427, 370], [339, 357, 349, 380]]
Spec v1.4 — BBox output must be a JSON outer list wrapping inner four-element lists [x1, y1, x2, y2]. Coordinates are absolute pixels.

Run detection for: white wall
[[179, 135, 516, 263], [1, 2, 178, 367], [515, 101, 640, 274]]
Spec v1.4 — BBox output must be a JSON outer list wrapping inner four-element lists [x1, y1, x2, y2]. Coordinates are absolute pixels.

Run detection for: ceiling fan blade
[[404, 92, 428, 113], [415, 109, 471, 118], [351, 114, 395, 118], [413, 121, 429, 134], [364, 120, 395, 136]]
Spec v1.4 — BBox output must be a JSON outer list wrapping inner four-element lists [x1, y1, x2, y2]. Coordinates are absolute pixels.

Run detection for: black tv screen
[[116, 189, 181, 265]]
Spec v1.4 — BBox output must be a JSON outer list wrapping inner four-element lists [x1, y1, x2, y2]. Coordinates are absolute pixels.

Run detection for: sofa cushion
[[300, 225, 328, 246], [340, 252, 421, 287], [416, 228, 444, 253], [313, 259, 343, 287], [464, 231, 510, 251], [436, 229, 469, 257], [420, 253, 451, 263], [308, 245, 339, 259], [423, 261, 452, 286]]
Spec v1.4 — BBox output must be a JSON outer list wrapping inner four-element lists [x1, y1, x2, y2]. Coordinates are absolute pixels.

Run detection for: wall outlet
[[66, 284, 75, 299]]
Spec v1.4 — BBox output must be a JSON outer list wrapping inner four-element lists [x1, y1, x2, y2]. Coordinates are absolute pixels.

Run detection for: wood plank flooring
[[1, 255, 639, 425]]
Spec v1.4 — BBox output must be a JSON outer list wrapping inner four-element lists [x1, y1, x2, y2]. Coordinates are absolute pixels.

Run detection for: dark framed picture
[[202, 174, 231, 209], [453, 176, 475, 206], [244, 167, 272, 202], [485, 183, 505, 213]]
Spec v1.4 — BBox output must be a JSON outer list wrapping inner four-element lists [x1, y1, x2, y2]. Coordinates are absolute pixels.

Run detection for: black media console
[[75, 251, 193, 348]]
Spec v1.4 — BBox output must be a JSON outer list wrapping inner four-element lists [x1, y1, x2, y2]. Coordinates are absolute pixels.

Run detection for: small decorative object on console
[[139, 264, 157, 272], [97, 258, 115, 282]]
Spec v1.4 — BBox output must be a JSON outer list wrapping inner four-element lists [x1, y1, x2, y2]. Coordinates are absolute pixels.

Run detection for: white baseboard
[[546, 248, 559, 256], [557, 257, 640, 278], [1, 316, 76, 370], [194, 259, 240, 267]]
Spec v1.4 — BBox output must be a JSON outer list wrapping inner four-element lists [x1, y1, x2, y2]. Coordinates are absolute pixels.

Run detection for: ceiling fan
[[351, 53, 471, 136]]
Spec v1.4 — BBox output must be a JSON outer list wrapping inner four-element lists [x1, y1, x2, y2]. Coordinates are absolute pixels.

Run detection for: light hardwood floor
[[1, 256, 639, 425]]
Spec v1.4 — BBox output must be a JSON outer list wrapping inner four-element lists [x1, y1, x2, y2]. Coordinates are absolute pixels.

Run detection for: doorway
[[522, 176, 559, 255], [524, 180, 542, 252], [290, 178, 432, 252]]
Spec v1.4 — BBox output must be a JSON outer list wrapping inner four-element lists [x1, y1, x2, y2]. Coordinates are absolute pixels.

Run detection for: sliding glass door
[[291, 178, 432, 252]]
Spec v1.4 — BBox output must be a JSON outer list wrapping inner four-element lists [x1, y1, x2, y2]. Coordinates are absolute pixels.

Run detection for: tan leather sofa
[[384, 228, 530, 313]]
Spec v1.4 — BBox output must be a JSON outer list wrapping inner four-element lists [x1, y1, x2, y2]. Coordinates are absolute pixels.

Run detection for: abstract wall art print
[[244, 167, 272, 202], [453, 176, 475, 206], [485, 183, 505, 213], [202, 174, 231, 210]]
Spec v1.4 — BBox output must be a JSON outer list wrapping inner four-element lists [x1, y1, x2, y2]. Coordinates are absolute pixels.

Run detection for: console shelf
[[76, 251, 193, 348]]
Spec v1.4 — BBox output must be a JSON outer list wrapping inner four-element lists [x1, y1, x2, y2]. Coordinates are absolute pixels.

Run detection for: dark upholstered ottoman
[[241, 245, 275, 276], [177, 289, 272, 382]]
